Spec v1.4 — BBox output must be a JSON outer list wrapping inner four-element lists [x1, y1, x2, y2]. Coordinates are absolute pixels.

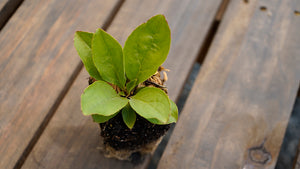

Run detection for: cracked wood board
[[158, 0, 300, 169]]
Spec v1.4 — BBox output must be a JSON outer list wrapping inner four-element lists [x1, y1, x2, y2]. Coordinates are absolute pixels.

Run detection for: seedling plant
[[74, 15, 178, 129]]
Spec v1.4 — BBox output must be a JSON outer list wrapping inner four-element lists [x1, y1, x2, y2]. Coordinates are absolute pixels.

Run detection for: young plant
[[74, 15, 178, 129]]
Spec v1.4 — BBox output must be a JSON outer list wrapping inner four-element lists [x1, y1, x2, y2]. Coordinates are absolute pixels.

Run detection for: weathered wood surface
[[158, 0, 300, 169], [0, 0, 23, 30], [0, 0, 120, 168], [22, 0, 223, 168]]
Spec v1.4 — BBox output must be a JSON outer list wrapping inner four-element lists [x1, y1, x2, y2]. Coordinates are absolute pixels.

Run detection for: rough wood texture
[[0, 0, 24, 30], [0, 0, 119, 168], [22, 0, 223, 168], [158, 0, 300, 169]]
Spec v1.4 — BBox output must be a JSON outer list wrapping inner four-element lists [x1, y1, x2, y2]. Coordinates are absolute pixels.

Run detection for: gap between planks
[[13, 0, 125, 168], [197, 0, 230, 64], [148, 0, 231, 168], [0, 0, 24, 31]]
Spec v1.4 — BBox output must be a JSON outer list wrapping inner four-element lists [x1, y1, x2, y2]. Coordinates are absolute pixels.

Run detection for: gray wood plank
[[158, 0, 300, 168], [0, 0, 120, 168], [22, 0, 223, 168]]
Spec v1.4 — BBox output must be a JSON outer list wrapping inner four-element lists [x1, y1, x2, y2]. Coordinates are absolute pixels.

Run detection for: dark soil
[[99, 113, 170, 151]]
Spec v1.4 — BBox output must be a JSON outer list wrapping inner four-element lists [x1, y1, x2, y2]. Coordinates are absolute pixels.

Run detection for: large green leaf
[[122, 104, 136, 129], [92, 28, 126, 89], [123, 15, 171, 87], [147, 99, 178, 124], [92, 113, 117, 123], [81, 81, 128, 116], [129, 87, 170, 123], [74, 31, 102, 80]]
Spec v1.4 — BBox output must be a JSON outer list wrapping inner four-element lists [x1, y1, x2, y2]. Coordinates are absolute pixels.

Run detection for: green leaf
[[147, 99, 178, 124], [145, 99, 178, 124], [147, 118, 164, 124], [168, 99, 178, 123], [126, 79, 137, 93], [123, 14, 171, 86], [92, 28, 126, 89], [122, 104, 136, 129], [129, 87, 170, 123], [74, 31, 102, 80], [81, 80, 128, 116], [92, 113, 117, 123]]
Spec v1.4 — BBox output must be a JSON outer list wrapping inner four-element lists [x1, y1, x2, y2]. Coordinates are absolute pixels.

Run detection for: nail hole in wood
[[260, 6, 267, 12], [249, 148, 271, 164], [295, 10, 300, 16], [248, 139, 272, 165]]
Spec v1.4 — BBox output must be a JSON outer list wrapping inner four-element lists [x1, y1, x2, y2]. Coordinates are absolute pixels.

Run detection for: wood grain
[[158, 0, 300, 169], [0, 0, 120, 168], [22, 0, 223, 168]]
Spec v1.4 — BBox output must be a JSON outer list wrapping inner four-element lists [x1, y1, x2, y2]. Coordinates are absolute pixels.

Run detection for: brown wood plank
[[22, 0, 223, 168], [0, 0, 120, 168], [0, 0, 24, 30], [158, 0, 300, 169]]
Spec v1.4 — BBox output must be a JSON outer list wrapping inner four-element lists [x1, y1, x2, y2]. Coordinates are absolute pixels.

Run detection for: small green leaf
[[74, 31, 102, 80], [92, 113, 117, 123], [129, 87, 170, 123], [126, 79, 137, 93], [81, 81, 128, 116], [92, 28, 126, 89], [168, 99, 178, 123], [122, 104, 136, 129], [124, 14, 171, 86]]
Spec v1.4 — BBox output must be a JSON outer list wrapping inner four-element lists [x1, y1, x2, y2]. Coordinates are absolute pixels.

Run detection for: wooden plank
[[0, 0, 120, 168], [0, 0, 24, 30], [158, 0, 300, 169], [22, 0, 223, 168]]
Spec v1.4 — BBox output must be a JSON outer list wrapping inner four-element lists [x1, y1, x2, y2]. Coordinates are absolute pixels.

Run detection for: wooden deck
[[0, 0, 299, 169]]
